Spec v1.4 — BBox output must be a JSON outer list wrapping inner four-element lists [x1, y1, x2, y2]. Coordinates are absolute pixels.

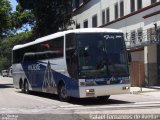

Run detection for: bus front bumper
[[79, 84, 130, 98]]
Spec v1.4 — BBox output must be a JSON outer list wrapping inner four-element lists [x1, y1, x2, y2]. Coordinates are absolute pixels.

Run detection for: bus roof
[[13, 28, 122, 50]]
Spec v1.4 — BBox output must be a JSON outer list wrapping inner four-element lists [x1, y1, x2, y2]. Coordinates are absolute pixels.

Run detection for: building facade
[[72, 0, 160, 86]]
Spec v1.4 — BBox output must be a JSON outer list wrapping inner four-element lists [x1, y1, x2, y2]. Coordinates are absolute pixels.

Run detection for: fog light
[[85, 89, 95, 96], [86, 89, 94, 93], [126, 87, 129, 89]]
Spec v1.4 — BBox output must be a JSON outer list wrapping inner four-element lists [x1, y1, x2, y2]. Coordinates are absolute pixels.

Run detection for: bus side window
[[37, 37, 64, 59], [23, 53, 35, 62]]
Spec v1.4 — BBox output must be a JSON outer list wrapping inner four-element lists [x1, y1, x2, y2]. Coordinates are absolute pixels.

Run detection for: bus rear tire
[[19, 80, 25, 93], [58, 82, 70, 102], [24, 80, 29, 94]]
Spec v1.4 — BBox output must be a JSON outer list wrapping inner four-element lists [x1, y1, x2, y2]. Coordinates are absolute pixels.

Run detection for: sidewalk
[[130, 86, 160, 93]]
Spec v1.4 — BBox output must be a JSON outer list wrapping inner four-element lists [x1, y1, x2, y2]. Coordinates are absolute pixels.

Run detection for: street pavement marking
[[1, 102, 160, 114], [0, 107, 73, 114], [134, 101, 160, 105], [58, 101, 160, 110]]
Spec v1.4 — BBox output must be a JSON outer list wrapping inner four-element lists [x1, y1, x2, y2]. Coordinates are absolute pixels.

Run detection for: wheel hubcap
[[61, 86, 67, 98]]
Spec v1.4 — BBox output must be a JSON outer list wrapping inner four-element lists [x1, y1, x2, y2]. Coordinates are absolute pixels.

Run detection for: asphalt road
[[0, 76, 160, 120]]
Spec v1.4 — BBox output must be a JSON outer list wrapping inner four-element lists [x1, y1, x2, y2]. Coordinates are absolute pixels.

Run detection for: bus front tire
[[58, 83, 70, 102]]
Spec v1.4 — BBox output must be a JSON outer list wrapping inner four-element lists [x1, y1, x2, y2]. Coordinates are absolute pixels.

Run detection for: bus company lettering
[[104, 35, 122, 40], [28, 64, 41, 71], [104, 35, 115, 40]]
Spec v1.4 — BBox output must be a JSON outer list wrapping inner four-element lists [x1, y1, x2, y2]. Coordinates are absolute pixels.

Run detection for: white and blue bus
[[12, 28, 130, 102]]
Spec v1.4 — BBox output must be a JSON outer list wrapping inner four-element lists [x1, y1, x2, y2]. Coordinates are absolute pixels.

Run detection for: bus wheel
[[24, 81, 29, 94], [58, 83, 70, 102], [19, 80, 24, 93], [97, 95, 110, 102]]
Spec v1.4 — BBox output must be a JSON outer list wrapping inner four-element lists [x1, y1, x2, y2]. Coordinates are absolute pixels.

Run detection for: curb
[[130, 87, 159, 94]]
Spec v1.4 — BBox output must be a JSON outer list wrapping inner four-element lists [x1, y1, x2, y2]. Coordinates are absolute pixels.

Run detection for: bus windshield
[[77, 33, 128, 78]]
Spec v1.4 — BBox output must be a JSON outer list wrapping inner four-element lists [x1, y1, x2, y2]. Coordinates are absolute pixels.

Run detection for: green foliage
[[0, 57, 9, 70], [0, 0, 74, 70], [0, 31, 34, 70], [17, 0, 73, 37], [0, 0, 34, 38], [11, 4, 35, 32], [0, 0, 12, 38]]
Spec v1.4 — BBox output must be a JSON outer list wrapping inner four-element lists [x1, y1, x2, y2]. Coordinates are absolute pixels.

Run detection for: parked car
[[1, 70, 8, 77]]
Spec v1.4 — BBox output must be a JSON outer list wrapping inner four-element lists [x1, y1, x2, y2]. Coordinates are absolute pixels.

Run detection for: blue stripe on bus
[[21, 61, 80, 97]]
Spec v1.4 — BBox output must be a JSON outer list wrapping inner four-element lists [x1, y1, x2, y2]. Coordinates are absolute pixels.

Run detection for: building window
[[106, 7, 110, 23], [130, 0, 135, 12], [79, 0, 83, 6], [120, 1, 124, 17], [83, 20, 88, 28], [102, 10, 105, 25], [72, 0, 76, 9], [147, 28, 156, 41], [83, 0, 88, 3], [92, 14, 97, 27], [137, 28, 143, 42], [130, 30, 136, 44], [151, 0, 157, 4], [75, 0, 80, 8], [114, 3, 118, 19], [137, 0, 142, 10], [76, 23, 80, 29]]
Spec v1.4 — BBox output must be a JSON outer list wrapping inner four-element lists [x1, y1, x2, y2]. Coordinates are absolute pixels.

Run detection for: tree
[[11, 4, 35, 33], [0, 0, 74, 70], [17, 0, 73, 37], [0, 0, 12, 39], [0, 31, 33, 70], [0, 0, 35, 70], [0, 0, 34, 39]]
